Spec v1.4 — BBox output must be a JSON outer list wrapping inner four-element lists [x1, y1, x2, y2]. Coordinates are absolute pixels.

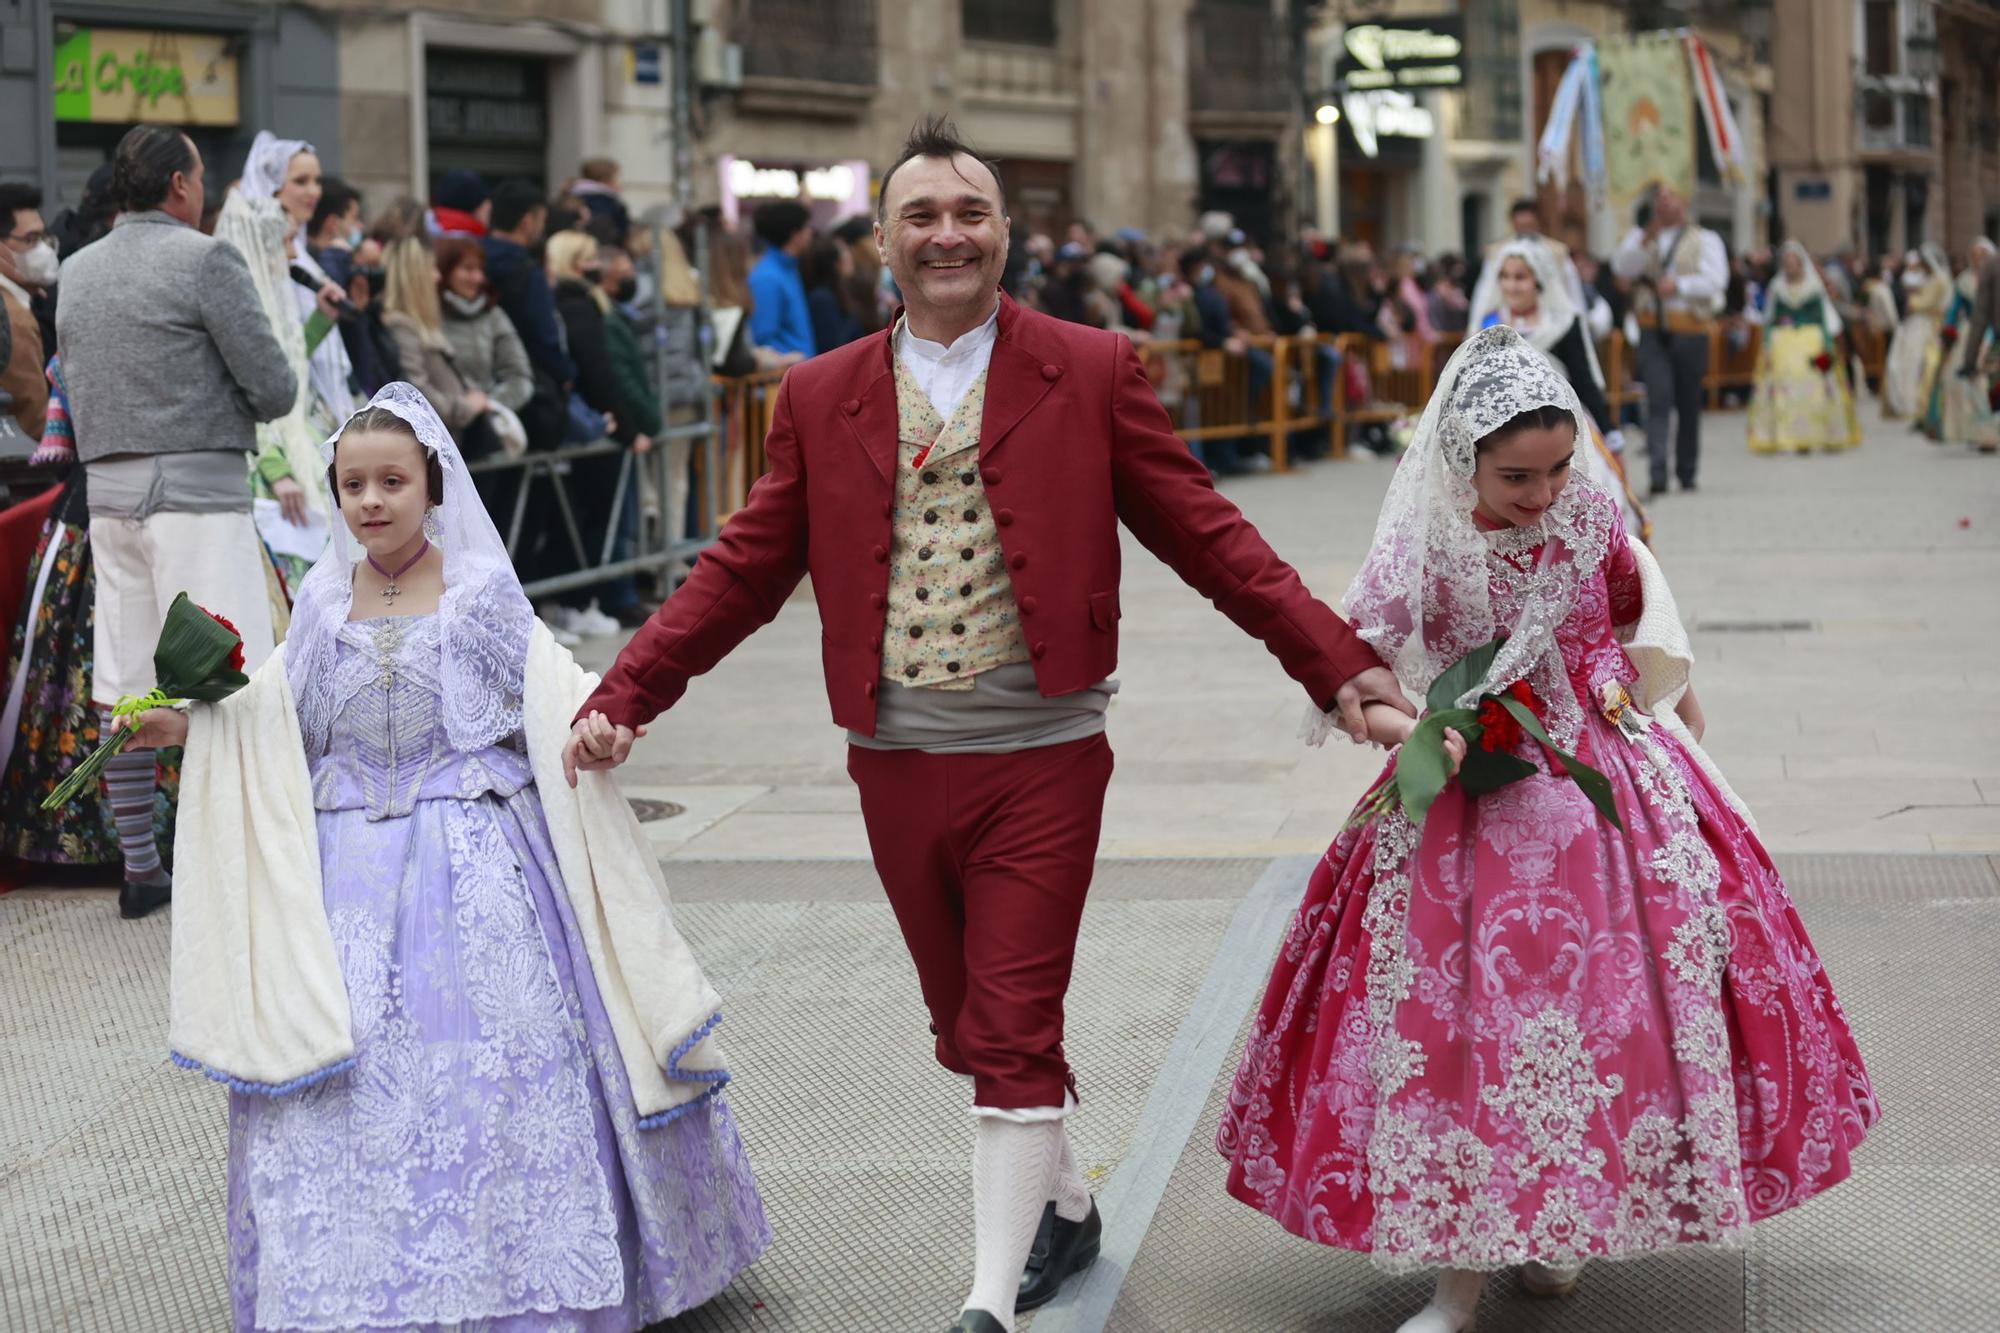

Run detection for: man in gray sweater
[[56, 125, 297, 919]]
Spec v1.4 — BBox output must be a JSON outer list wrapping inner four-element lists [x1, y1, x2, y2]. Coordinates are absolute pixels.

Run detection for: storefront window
[[426, 50, 548, 190]]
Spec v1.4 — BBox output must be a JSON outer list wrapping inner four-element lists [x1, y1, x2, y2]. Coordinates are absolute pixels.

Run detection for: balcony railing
[[958, 42, 1078, 100], [1188, 0, 1292, 117], [1857, 79, 1938, 153], [740, 0, 878, 87]]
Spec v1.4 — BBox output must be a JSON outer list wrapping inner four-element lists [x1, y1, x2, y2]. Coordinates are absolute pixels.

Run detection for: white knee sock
[[1052, 1125, 1091, 1222], [962, 1114, 1064, 1330], [1393, 1268, 1485, 1333]]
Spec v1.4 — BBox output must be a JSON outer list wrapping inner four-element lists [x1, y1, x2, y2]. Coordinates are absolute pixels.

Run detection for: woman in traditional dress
[[215, 130, 355, 592], [1217, 327, 1877, 1333], [1883, 246, 1950, 419], [1747, 241, 1862, 454], [1928, 237, 2000, 450], [117, 384, 770, 1330], [1480, 239, 1648, 539]]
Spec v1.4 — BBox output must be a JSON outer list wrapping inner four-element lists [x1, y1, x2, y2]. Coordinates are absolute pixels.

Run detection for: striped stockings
[[98, 705, 161, 881]]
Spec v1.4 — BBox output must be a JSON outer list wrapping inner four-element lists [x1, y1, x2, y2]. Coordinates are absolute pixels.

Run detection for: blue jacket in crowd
[[748, 248, 816, 358]]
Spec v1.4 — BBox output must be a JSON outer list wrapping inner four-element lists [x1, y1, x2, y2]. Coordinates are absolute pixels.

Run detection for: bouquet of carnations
[[1811, 351, 1834, 374], [40, 594, 248, 810], [1941, 324, 1960, 347], [1345, 636, 1622, 832]]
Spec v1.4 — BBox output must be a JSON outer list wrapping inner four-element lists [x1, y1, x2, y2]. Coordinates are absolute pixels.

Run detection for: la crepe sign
[[52, 26, 240, 127]]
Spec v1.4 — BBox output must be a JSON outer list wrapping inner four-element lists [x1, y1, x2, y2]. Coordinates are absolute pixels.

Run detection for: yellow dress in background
[[1748, 295, 1861, 453]]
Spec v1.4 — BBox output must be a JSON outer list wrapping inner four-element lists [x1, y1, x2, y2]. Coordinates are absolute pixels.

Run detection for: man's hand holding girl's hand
[[562, 710, 646, 787]]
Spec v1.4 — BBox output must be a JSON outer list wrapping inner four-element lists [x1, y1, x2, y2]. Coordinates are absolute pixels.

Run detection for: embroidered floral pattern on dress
[[227, 616, 771, 1330], [1219, 445, 1879, 1272]]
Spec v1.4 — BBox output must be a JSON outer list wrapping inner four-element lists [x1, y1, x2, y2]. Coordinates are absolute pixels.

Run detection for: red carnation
[[1942, 324, 1961, 346], [204, 608, 246, 673], [1811, 352, 1833, 374], [1476, 698, 1525, 753], [1990, 381, 2000, 413]]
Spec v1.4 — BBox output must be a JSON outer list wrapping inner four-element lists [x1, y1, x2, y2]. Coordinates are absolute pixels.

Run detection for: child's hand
[[1442, 726, 1468, 779], [562, 710, 647, 788], [113, 707, 188, 750]]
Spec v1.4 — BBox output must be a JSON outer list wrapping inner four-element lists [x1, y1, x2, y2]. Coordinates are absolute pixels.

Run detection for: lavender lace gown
[[225, 614, 770, 1331]]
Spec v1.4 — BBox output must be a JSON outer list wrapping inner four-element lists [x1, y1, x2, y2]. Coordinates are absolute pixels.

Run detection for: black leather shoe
[[1648, 481, 1669, 498], [948, 1311, 1006, 1333], [119, 871, 171, 920], [1017, 1199, 1102, 1312]]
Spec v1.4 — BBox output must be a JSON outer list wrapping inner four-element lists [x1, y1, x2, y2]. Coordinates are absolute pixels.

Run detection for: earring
[[423, 508, 441, 542]]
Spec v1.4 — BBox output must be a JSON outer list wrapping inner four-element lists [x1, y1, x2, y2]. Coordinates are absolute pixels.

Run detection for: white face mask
[[1902, 269, 1926, 288], [15, 240, 58, 288], [347, 226, 364, 249]]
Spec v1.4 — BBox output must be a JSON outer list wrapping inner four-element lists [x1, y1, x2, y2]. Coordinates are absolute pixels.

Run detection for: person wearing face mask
[[0, 181, 58, 438], [307, 178, 395, 397], [568, 117, 1414, 1333]]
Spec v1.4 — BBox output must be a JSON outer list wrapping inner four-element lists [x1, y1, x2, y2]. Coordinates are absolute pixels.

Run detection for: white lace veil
[[287, 382, 534, 756], [241, 131, 313, 200], [1343, 324, 1615, 748], [1770, 240, 1841, 334], [1497, 238, 1607, 391]]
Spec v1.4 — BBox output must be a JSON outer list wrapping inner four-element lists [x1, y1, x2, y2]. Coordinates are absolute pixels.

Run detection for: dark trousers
[[847, 732, 1113, 1110], [1638, 331, 1709, 488]]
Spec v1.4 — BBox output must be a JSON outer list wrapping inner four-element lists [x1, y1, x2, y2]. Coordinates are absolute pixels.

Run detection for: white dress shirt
[[1611, 225, 1729, 312], [894, 305, 1000, 421]]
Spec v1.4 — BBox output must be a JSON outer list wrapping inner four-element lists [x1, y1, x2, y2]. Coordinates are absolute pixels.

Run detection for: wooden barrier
[[1602, 330, 1646, 421], [1707, 318, 1761, 408]]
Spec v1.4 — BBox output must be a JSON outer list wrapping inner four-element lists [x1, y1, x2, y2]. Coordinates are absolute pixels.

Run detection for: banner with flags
[[1535, 29, 1747, 222]]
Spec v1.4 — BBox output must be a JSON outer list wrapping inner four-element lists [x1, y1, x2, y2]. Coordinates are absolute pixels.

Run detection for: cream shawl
[[169, 622, 729, 1121], [1616, 540, 1757, 831]]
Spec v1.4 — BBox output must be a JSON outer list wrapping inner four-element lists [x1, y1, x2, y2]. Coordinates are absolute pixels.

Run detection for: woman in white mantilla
[[1747, 241, 1862, 454], [214, 130, 356, 590], [1882, 245, 1950, 419], [120, 384, 770, 1331]]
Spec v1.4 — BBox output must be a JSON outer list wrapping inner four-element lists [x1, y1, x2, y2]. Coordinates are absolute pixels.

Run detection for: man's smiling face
[[874, 152, 1009, 318]]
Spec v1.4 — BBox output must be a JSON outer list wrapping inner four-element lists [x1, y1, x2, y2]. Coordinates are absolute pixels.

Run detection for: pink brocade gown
[[1217, 515, 1878, 1273]]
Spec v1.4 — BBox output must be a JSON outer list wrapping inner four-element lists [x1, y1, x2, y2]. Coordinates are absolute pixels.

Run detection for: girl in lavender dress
[[1216, 328, 1876, 1332], [123, 383, 769, 1330]]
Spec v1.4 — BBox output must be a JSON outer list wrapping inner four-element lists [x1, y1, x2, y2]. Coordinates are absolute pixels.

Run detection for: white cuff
[[971, 1091, 1077, 1123]]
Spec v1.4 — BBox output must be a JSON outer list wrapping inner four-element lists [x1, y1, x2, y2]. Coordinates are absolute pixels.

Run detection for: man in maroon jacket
[[565, 120, 1412, 1332]]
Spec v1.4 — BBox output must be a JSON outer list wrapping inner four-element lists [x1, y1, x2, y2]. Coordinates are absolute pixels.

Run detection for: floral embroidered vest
[[880, 352, 1029, 690]]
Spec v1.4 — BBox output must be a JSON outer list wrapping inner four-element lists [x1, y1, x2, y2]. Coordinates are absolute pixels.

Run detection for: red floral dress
[[1217, 496, 1877, 1272]]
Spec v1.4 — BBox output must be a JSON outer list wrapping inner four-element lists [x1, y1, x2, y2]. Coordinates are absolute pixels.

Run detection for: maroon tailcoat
[[581, 294, 1382, 732]]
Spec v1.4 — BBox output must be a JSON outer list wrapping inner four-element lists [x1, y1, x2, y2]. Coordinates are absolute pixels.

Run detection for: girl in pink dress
[[1217, 326, 1877, 1332]]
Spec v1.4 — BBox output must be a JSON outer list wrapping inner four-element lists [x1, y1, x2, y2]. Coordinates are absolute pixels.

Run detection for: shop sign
[[1337, 16, 1464, 91], [52, 27, 240, 126], [1342, 89, 1436, 159], [718, 155, 873, 223], [725, 158, 860, 203], [426, 51, 546, 144]]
